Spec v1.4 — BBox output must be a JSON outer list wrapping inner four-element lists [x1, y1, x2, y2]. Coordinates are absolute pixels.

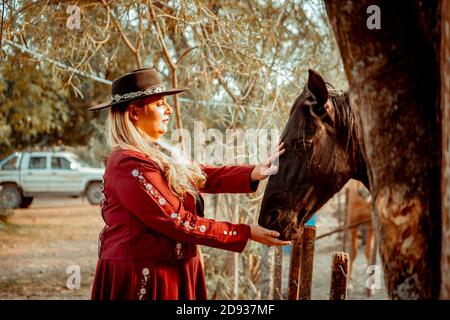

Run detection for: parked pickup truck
[[0, 151, 105, 208]]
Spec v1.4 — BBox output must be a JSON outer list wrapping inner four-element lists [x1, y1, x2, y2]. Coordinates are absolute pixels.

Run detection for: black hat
[[89, 68, 188, 111]]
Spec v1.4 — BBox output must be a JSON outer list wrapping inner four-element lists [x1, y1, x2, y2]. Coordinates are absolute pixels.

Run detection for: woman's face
[[128, 95, 172, 141]]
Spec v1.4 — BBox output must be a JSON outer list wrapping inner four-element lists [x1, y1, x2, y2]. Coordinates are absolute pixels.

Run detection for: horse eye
[[314, 105, 326, 115], [294, 139, 313, 154], [310, 104, 328, 119]]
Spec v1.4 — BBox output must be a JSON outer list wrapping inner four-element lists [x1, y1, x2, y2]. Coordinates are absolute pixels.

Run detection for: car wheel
[[0, 184, 23, 209], [86, 182, 103, 205], [19, 196, 34, 208]]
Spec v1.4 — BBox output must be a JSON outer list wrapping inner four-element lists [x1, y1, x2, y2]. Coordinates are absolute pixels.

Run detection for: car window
[[67, 155, 91, 168], [29, 156, 47, 169], [1, 155, 19, 170], [51, 157, 71, 170]]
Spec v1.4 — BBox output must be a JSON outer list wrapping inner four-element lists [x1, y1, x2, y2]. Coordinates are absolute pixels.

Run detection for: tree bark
[[324, 0, 442, 299], [440, 0, 450, 299]]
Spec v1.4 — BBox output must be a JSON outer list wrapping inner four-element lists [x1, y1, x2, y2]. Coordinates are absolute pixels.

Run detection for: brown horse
[[344, 179, 374, 277], [258, 69, 369, 241]]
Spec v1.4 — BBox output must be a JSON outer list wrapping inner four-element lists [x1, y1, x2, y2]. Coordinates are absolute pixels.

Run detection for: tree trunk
[[440, 0, 450, 299], [324, 0, 442, 299]]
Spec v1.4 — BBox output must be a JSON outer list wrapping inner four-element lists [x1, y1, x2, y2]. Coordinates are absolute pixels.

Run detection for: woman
[[89, 68, 289, 300]]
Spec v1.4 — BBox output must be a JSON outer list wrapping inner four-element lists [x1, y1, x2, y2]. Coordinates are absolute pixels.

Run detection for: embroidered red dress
[[91, 148, 259, 300]]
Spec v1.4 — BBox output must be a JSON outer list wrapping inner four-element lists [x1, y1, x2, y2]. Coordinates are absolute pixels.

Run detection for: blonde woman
[[89, 68, 288, 300]]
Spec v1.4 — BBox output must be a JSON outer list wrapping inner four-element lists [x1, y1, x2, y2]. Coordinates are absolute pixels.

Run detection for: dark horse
[[258, 70, 369, 240]]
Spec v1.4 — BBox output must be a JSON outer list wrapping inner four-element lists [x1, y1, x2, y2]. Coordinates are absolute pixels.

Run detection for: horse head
[[258, 70, 368, 240]]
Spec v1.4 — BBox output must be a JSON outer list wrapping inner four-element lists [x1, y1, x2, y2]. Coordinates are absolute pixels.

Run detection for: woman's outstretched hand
[[250, 141, 285, 181], [250, 225, 291, 246]]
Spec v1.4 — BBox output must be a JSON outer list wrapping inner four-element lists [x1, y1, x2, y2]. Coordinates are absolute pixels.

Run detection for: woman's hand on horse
[[250, 141, 285, 181], [250, 225, 291, 246]]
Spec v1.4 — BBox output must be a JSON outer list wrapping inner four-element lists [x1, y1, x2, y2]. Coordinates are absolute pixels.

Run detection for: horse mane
[[289, 82, 362, 174], [327, 85, 361, 166]]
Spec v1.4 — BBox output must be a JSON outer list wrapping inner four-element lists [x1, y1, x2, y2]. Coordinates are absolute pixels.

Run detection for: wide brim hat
[[89, 68, 188, 111]]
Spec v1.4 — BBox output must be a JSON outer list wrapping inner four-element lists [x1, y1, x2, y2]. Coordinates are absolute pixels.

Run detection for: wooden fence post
[[299, 226, 316, 300], [261, 246, 274, 299], [288, 233, 302, 300], [273, 246, 284, 300], [330, 251, 349, 300]]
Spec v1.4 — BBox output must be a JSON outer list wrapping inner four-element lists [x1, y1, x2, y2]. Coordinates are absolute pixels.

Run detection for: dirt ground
[[0, 197, 103, 300], [0, 195, 387, 300]]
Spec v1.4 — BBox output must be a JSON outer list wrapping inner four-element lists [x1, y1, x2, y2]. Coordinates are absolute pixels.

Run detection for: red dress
[[91, 148, 259, 300]]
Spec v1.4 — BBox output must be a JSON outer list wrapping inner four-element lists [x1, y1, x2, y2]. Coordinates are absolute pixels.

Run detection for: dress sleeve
[[110, 156, 251, 253], [199, 164, 260, 194]]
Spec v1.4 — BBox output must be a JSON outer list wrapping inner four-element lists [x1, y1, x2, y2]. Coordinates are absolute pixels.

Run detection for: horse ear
[[307, 69, 328, 108]]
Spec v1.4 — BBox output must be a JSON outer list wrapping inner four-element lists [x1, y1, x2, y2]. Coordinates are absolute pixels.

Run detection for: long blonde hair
[[106, 104, 206, 199]]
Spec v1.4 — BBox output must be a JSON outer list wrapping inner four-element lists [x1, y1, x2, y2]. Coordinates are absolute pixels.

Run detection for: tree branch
[[147, 0, 183, 147], [147, 0, 176, 71], [101, 0, 142, 68]]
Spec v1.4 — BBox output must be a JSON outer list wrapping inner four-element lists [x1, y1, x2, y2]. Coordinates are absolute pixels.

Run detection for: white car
[[0, 151, 105, 208]]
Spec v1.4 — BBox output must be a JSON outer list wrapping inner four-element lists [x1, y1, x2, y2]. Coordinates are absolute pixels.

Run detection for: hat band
[[111, 86, 166, 103]]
